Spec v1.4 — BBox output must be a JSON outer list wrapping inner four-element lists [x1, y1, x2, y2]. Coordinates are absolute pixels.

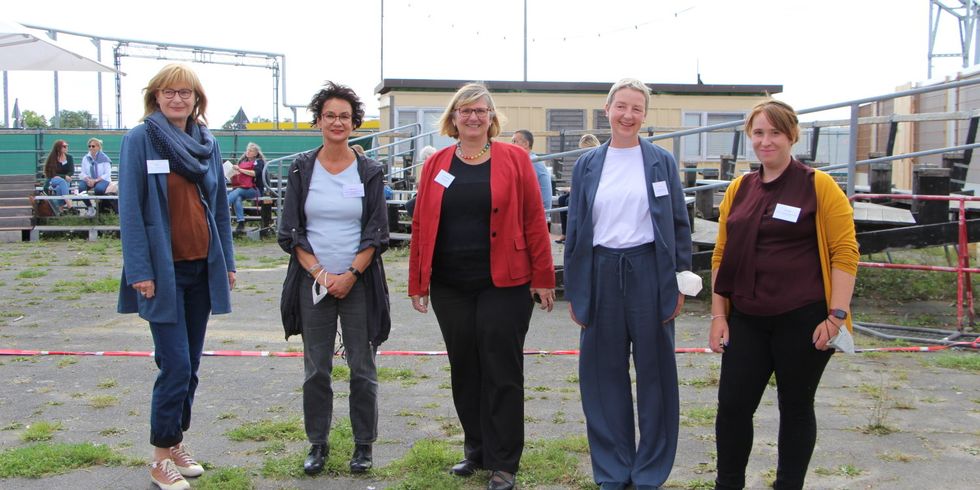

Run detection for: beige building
[[375, 79, 781, 163]]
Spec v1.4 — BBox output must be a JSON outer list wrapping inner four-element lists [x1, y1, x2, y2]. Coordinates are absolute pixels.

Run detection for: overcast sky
[[3, 0, 969, 129]]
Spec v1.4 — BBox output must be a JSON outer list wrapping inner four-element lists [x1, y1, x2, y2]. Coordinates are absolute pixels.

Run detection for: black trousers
[[557, 192, 570, 235], [714, 301, 833, 490], [430, 280, 534, 473]]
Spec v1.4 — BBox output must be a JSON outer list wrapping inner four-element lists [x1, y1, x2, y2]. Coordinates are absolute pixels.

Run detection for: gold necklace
[[456, 141, 491, 160]]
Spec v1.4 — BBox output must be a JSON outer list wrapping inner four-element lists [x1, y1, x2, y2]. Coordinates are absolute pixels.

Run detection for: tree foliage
[[21, 110, 48, 129], [57, 109, 98, 129]]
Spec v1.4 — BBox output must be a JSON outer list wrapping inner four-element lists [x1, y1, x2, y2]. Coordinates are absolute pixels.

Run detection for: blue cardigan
[[563, 138, 692, 326], [116, 123, 236, 323]]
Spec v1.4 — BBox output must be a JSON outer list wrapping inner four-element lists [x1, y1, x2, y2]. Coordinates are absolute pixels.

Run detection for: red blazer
[[409, 141, 555, 296]]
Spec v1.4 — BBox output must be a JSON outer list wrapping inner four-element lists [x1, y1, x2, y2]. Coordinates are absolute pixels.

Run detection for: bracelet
[[307, 263, 323, 275], [710, 314, 726, 320]]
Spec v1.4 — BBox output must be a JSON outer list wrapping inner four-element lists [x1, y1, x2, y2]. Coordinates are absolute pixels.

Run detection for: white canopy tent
[[0, 20, 119, 127]]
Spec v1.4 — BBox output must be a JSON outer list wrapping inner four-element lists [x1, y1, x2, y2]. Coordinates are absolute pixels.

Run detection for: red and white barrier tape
[[1, 343, 976, 358]]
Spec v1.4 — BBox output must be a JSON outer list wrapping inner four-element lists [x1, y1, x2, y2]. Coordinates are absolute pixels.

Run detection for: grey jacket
[[277, 148, 391, 344]]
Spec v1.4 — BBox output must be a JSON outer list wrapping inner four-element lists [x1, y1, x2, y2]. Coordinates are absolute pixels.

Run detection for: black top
[[56, 154, 74, 178], [432, 155, 492, 290]]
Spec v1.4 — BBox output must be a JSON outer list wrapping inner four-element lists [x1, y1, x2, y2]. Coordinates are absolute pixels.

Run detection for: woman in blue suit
[[117, 63, 236, 490], [564, 78, 693, 490]]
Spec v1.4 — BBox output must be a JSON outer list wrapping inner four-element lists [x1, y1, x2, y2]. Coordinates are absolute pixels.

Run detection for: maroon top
[[714, 159, 825, 316]]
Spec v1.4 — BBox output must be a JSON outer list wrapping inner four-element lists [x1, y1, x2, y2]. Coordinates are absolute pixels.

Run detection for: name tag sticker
[[343, 184, 365, 198], [146, 159, 170, 174], [773, 203, 801, 223], [434, 169, 455, 188], [652, 181, 669, 197]]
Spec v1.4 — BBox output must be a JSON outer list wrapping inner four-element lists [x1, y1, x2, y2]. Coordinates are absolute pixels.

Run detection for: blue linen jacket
[[563, 138, 692, 327], [116, 123, 236, 323]]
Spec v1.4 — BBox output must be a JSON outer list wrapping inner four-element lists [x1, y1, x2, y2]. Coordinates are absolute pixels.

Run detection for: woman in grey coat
[[277, 81, 390, 477]]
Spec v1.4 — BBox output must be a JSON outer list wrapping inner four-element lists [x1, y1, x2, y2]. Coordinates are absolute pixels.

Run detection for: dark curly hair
[[308, 81, 365, 130]]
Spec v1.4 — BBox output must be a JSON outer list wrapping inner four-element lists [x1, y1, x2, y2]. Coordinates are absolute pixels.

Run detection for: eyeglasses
[[456, 108, 493, 119], [160, 88, 194, 100], [321, 113, 352, 125]]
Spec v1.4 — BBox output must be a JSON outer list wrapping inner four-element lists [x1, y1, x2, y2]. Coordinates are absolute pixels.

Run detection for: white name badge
[[434, 169, 455, 188], [147, 159, 170, 174], [343, 183, 365, 198], [773, 203, 801, 223], [652, 180, 669, 197]]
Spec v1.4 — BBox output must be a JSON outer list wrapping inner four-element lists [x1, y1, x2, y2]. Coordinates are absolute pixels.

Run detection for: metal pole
[[929, 0, 936, 79], [523, 0, 528, 82], [48, 30, 59, 128], [3, 71, 7, 128], [847, 103, 859, 196], [114, 45, 122, 128], [93, 38, 103, 128], [380, 0, 384, 83]]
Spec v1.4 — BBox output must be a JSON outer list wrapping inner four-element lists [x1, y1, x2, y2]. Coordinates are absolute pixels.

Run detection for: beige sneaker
[[150, 458, 189, 490], [170, 443, 204, 477]]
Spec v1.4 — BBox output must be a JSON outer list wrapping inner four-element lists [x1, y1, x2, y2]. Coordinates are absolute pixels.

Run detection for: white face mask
[[311, 269, 329, 304]]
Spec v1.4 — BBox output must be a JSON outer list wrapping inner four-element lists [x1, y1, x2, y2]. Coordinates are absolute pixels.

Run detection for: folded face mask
[[676, 271, 703, 297], [827, 325, 855, 354], [311, 270, 329, 305]]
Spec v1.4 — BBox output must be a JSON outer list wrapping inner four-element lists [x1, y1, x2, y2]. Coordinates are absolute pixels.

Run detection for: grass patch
[[89, 395, 119, 409], [261, 419, 354, 479], [0, 442, 127, 478], [877, 451, 919, 462], [332, 364, 351, 381], [57, 357, 78, 368], [376, 438, 462, 489], [97, 378, 118, 389], [98, 427, 126, 437], [378, 367, 421, 386], [67, 257, 91, 267], [16, 269, 47, 279], [515, 437, 592, 488], [681, 406, 717, 427], [195, 466, 256, 489], [814, 464, 863, 477], [21, 421, 62, 442], [932, 353, 980, 372], [52, 277, 119, 294], [226, 417, 305, 442]]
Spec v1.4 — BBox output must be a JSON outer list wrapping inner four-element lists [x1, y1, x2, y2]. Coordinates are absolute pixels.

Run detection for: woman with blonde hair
[[117, 63, 236, 490], [227, 142, 266, 233], [409, 82, 555, 490]]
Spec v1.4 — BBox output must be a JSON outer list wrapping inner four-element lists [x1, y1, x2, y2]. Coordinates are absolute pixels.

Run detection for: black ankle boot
[[235, 221, 245, 233], [349, 443, 372, 473], [303, 443, 327, 475]]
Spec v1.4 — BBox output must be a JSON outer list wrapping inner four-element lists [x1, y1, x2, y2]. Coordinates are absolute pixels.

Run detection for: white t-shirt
[[592, 145, 655, 248]]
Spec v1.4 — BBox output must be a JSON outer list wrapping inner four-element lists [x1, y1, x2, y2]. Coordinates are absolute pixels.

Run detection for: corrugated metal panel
[[546, 109, 585, 153]]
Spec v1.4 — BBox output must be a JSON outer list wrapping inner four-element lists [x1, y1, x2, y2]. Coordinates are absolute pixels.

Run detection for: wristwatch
[[347, 266, 363, 279], [829, 309, 848, 321]]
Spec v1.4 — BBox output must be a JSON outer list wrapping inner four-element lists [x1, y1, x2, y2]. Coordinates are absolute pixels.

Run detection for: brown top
[[714, 159, 825, 316], [167, 172, 209, 261]]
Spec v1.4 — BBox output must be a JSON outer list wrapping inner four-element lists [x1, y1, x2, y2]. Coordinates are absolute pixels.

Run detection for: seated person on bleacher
[[78, 138, 114, 217], [227, 142, 266, 233], [42, 142, 73, 214]]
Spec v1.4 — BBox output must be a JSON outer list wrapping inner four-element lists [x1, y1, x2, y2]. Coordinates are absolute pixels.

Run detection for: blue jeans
[[78, 179, 109, 207], [149, 259, 211, 448], [227, 187, 259, 223], [47, 176, 70, 210]]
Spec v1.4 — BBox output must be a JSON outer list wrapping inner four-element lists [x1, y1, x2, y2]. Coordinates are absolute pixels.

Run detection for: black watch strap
[[347, 266, 362, 279]]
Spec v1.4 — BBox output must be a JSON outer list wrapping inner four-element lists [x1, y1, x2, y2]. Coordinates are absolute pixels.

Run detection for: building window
[[681, 111, 747, 162], [546, 109, 586, 153], [394, 108, 454, 159]]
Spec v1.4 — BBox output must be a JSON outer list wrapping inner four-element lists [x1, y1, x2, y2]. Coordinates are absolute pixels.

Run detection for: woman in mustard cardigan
[[708, 99, 858, 490]]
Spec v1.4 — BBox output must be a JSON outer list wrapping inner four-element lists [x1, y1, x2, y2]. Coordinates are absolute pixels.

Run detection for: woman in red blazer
[[408, 82, 554, 490]]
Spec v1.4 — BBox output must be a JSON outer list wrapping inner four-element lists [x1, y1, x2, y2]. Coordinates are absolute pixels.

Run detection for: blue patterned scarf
[[144, 111, 214, 183]]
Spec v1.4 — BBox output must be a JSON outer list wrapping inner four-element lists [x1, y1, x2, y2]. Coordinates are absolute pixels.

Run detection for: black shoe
[[303, 444, 327, 475], [450, 459, 481, 476], [488, 470, 516, 490], [349, 444, 372, 473], [235, 221, 245, 233]]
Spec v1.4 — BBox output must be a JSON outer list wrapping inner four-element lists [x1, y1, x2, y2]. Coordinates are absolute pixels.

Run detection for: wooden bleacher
[[0, 174, 35, 241]]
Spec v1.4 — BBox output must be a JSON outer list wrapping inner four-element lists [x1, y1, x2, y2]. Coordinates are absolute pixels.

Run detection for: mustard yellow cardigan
[[711, 169, 860, 330]]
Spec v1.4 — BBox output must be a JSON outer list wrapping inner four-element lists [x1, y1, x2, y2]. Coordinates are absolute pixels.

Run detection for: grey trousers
[[298, 275, 378, 445]]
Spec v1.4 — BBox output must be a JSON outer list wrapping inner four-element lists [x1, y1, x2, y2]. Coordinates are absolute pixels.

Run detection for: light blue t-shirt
[[531, 153, 553, 214], [305, 160, 362, 273]]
